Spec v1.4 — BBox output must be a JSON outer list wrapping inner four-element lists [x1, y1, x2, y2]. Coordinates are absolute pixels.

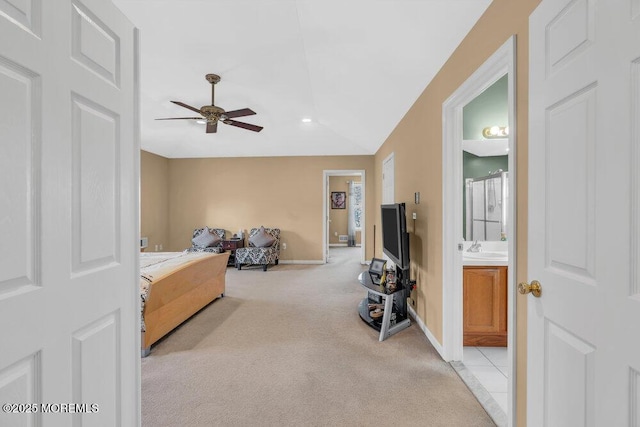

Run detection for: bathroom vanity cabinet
[[463, 265, 507, 346]]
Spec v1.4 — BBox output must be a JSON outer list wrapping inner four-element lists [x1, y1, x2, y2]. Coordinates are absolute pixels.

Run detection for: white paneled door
[[528, 0, 640, 425], [0, 1, 139, 426]]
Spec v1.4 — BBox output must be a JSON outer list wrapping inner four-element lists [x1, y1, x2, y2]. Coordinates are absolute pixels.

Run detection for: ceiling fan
[[155, 73, 263, 133]]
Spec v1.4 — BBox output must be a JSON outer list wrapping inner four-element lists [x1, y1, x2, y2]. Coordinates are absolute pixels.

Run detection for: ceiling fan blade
[[170, 101, 202, 115], [155, 117, 202, 120], [224, 108, 256, 119], [206, 121, 218, 133], [223, 119, 263, 133]]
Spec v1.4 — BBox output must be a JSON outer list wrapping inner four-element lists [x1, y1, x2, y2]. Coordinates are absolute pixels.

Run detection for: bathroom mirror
[[461, 74, 509, 241]]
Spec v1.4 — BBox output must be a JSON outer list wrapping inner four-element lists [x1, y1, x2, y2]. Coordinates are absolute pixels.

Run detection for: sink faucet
[[467, 240, 482, 252]]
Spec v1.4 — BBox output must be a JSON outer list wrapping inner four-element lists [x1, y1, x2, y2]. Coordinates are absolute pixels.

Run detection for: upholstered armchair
[[185, 227, 226, 254], [235, 227, 280, 271]]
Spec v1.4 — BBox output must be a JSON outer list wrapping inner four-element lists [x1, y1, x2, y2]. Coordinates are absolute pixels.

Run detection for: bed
[[140, 251, 230, 356]]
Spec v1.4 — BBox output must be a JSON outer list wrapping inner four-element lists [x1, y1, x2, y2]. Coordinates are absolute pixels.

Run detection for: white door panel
[[0, 58, 40, 297], [0, 1, 139, 426], [529, 0, 640, 425]]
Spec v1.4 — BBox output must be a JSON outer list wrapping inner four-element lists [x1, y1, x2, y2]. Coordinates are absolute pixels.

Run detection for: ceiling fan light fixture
[[155, 73, 263, 134]]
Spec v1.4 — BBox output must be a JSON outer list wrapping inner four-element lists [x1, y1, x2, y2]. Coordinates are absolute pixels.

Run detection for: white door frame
[[441, 36, 517, 424], [382, 152, 395, 204], [322, 170, 366, 264], [381, 153, 395, 262]]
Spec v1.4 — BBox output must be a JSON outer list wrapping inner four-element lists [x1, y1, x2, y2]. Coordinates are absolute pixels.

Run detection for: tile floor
[[463, 346, 508, 414]]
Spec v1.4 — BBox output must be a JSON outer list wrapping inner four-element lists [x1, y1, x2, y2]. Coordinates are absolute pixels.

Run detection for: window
[[353, 183, 362, 229]]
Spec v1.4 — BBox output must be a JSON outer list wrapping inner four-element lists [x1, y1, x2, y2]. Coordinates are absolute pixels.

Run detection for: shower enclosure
[[465, 171, 508, 241]]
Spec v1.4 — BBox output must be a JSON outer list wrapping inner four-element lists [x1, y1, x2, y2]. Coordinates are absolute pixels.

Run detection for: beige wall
[[373, 0, 539, 424], [140, 150, 170, 252], [166, 156, 374, 261], [328, 175, 361, 245]]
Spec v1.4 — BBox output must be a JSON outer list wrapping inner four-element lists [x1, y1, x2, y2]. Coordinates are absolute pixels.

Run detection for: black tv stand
[[357, 271, 411, 341]]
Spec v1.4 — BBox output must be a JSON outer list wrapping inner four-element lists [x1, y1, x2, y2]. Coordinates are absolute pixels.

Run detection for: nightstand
[[222, 239, 245, 266]]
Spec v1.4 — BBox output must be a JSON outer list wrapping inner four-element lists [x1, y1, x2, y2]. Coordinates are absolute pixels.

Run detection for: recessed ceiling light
[[301, 118, 312, 123]]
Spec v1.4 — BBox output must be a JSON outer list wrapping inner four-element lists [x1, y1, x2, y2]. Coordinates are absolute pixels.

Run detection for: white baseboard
[[329, 243, 347, 247], [279, 260, 324, 265], [408, 304, 445, 360]]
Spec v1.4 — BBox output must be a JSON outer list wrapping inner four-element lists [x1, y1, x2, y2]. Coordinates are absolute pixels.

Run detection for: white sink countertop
[[462, 241, 508, 266]]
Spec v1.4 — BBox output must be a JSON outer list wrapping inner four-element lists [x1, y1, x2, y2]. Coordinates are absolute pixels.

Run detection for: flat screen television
[[381, 203, 410, 270]]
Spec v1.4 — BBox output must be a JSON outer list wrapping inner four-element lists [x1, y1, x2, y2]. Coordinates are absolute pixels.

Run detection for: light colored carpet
[[141, 248, 495, 426]]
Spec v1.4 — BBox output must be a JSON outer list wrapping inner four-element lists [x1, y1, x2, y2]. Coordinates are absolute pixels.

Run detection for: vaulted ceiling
[[112, 0, 492, 158]]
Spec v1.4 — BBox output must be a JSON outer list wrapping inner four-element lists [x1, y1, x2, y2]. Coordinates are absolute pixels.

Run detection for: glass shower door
[[466, 172, 508, 241]]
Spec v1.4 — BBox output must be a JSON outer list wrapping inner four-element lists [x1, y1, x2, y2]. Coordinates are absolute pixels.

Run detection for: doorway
[[323, 170, 366, 264], [442, 37, 516, 426]]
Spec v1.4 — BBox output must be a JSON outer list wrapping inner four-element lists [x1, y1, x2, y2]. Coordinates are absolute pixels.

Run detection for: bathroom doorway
[[442, 37, 516, 426]]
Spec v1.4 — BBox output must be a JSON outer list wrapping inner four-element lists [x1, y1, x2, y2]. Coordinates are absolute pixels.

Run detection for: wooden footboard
[[142, 252, 230, 353]]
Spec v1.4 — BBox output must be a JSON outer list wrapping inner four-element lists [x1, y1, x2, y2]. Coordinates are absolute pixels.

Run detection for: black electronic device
[[380, 203, 410, 270], [368, 258, 386, 285]]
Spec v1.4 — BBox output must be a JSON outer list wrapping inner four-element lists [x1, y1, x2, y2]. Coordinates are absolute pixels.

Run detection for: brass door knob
[[518, 280, 542, 297]]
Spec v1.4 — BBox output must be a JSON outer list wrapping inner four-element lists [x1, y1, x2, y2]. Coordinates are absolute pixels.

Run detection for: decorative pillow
[[192, 227, 222, 248], [249, 227, 276, 248]]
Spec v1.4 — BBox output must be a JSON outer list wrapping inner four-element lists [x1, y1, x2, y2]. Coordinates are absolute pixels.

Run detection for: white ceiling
[[462, 139, 509, 157], [112, 0, 492, 158]]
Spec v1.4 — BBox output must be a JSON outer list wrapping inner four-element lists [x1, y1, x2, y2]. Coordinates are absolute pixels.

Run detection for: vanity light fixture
[[482, 125, 509, 138]]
